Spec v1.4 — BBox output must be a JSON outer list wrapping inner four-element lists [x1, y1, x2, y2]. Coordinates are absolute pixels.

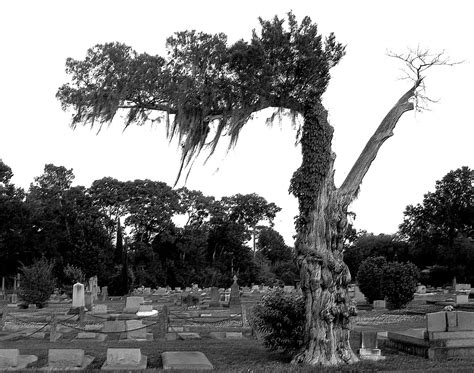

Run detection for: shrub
[[18, 258, 56, 308], [356, 256, 388, 303], [249, 288, 305, 355], [382, 261, 419, 309], [182, 293, 200, 308], [63, 264, 85, 284]]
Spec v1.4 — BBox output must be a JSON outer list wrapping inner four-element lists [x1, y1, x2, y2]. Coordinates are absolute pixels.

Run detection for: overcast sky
[[1, 0, 472, 244]]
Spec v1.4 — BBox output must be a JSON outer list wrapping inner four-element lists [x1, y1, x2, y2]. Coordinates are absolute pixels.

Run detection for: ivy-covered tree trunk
[[291, 83, 419, 366], [291, 102, 357, 365]]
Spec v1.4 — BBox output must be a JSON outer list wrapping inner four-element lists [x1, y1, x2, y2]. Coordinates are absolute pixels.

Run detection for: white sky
[[0, 0, 472, 244]]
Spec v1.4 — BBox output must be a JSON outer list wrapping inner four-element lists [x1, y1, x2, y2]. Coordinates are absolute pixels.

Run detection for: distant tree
[[25, 164, 113, 283], [0, 160, 29, 276], [399, 167, 474, 281], [221, 193, 281, 257], [123, 180, 182, 244], [344, 232, 410, 276], [58, 11, 457, 366], [88, 177, 127, 237]]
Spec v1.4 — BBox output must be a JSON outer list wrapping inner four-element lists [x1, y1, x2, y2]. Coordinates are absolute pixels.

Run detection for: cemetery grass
[[3, 296, 474, 371], [4, 325, 474, 372]]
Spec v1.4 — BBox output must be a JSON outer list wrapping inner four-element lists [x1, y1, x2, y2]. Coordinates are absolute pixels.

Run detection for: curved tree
[[57, 13, 452, 366]]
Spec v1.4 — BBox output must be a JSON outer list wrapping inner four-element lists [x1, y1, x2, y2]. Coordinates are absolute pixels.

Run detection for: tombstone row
[[0, 348, 213, 370]]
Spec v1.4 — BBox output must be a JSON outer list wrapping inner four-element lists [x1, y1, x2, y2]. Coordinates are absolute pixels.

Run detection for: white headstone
[[72, 283, 85, 308]]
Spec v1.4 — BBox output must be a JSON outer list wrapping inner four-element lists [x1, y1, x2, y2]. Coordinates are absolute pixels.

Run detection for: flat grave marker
[[101, 348, 147, 370], [162, 351, 213, 370]]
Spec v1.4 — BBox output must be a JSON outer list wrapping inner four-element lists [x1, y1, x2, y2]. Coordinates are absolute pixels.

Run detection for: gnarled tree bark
[[292, 80, 420, 366]]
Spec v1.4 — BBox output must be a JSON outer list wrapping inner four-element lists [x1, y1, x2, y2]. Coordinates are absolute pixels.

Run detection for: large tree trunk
[[291, 81, 419, 366]]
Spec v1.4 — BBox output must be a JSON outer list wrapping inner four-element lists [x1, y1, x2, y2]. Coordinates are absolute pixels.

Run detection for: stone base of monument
[[0, 349, 38, 370], [357, 348, 386, 361], [101, 348, 147, 370], [387, 311, 474, 359], [40, 349, 94, 371], [74, 332, 108, 342], [161, 351, 213, 370]]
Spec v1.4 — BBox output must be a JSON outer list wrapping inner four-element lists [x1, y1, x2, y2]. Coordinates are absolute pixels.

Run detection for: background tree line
[[0, 160, 297, 294], [345, 166, 473, 287]]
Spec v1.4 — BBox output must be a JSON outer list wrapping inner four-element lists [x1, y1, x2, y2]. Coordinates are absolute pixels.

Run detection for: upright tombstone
[[85, 291, 93, 311], [358, 331, 386, 361], [229, 275, 241, 307], [89, 276, 99, 302], [123, 296, 144, 313], [101, 286, 108, 301], [69, 283, 85, 314], [209, 287, 220, 308]]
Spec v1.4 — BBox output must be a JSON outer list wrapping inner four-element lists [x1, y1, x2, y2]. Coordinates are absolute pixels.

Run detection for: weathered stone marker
[[125, 320, 148, 340], [45, 349, 94, 369], [162, 351, 213, 370], [123, 296, 144, 313], [101, 348, 147, 370], [229, 275, 240, 307], [358, 331, 386, 361], [0, 349, 37, 369], [209, 287, 220, 308]]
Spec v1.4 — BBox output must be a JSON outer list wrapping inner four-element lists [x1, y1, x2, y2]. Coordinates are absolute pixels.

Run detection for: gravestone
[[373, 300, 387, 310], [162, 351, 213, 370], [103, 320, 126, 334], [416, 285, 427, 294], [0, 349, 37, 369], [229, 276, 240, 307], [44, 349, 94, 369], [72, 283, 85, 308], [455, 283, 471, 292], [101, 348, 147, 370], [427, 311, 447, 332], [209, 287, 220, 308], [85, 291, 93, 311], [76, 332, 107, 342], [93, 304, 107, 314], [101, 286, 108, 301], [137, 305, 158, 317], [456, 294, 469, 304], [123, 296, 144, 313], [353, 285, 366, 302], [86, 276, 99, 300], [125, 320, 148, 340], [358, 331, 385, 361], [10, 293, 18, 304], [457, 311, 474, 330]]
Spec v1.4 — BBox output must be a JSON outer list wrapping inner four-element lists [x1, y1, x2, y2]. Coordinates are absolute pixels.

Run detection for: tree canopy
[[57, 12, 345, 181]]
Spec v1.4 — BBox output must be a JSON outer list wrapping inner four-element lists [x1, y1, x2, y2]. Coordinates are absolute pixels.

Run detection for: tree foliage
[[250, 288, 305, 355], [356, 256, 388, 303], [57, 12, 344, 182], [399, 166, 474, 281], [18, 258, 56, 308], [382, 261, 419, 309]]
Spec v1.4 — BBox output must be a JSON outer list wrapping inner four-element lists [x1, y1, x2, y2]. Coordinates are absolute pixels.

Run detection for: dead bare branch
[[387, 47, 463, 111]]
